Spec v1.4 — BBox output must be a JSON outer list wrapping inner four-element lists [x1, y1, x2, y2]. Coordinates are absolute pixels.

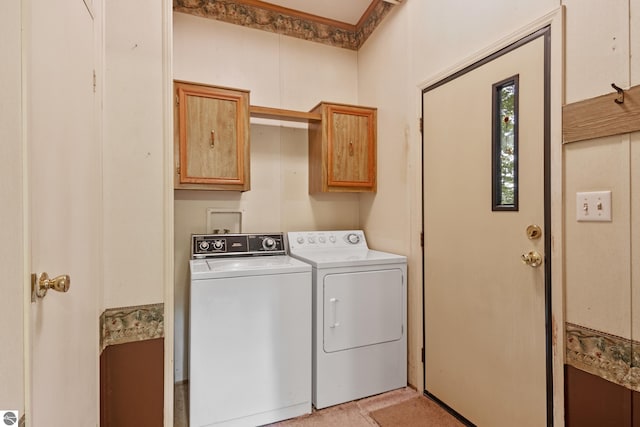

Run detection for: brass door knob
[[521, 251, 543, 268], [31, 272, 71, 301]]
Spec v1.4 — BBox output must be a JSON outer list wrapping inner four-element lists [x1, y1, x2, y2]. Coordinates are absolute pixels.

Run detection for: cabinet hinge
[[420, 231, 424, 248], [175, 94, 179, 105], [92, 69, 97, 93], [419, 117, 423, 134], [421, 347, 425, 363], [176, 165, 180, 175]]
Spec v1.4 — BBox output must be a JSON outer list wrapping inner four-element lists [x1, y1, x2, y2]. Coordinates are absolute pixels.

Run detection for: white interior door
[[26, 0, 100, 425], [423, 31, 549, 426]]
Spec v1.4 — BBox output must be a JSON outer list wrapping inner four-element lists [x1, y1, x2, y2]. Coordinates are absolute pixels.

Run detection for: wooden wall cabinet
[[308, 102, 377, 193], [174, 81, 250, 191]]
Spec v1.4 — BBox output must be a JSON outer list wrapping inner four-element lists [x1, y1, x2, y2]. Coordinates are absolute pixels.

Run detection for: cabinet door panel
[[330, 112, 371, 184], [175, 81, 250, 191], [185, 94, 239, 180], [308, 102, 376, 193]]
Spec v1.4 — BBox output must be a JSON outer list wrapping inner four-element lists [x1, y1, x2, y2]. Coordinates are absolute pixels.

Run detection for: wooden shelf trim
[[249, 105, 322, 123], [563, 84, 640, 143]]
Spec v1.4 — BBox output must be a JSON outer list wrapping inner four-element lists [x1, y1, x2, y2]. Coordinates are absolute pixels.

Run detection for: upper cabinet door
[[175, 81, 250, 191], [309, 103, 377, 193]]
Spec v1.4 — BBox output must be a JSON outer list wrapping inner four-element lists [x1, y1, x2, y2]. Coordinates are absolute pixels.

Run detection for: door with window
[[422, 29, 551, 426]]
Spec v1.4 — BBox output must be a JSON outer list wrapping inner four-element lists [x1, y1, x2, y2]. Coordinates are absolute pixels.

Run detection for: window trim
[[491, 74, 520, 211]]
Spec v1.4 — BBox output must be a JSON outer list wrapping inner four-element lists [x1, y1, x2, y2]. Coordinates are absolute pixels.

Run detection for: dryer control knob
[[212, 240, 223, 250], [346, 233, 360, 244], [318, 236, 326, 243], [296, 236, 304, 244], [199, 241, 210, 251]]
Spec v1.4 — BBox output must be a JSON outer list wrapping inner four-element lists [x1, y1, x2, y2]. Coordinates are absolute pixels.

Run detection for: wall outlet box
[[576, 191, 612, 222]]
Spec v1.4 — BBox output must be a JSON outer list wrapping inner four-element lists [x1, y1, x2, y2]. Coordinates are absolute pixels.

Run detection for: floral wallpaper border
[[100, 303, 164, 350], [173, 0, 395, 50], [566, 322, 640, 392]]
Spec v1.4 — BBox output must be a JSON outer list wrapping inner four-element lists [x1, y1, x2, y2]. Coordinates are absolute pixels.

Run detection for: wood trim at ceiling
[[356, 0, 383, 29], [173, 0, 396, 50], [563, 84, 640, 143]]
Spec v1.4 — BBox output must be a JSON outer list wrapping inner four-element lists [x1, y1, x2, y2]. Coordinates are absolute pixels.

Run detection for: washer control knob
[[329, 235, 336, 243], [346, 233, 360, 244], [199, 241, 210, 251], [296, 236, 304, 244], [308, 236, 315, 244], [262, 237, 277, 250], [318, 235, 326, 243]]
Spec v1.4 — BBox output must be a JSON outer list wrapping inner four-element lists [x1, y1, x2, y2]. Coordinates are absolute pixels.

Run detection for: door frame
[[161, 0, 175, 424], [418, 8, 564, 426]]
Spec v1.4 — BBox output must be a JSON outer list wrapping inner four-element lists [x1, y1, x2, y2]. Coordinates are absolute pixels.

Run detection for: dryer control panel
[[191, 233, 286, 258], [287, 230, 368, 251]]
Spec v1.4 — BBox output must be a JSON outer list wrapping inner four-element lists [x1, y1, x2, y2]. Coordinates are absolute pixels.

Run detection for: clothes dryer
[[287, 230, 407, 409]]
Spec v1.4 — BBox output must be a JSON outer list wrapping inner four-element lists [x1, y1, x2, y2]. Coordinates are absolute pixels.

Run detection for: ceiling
[[261, 0, 375, 25]]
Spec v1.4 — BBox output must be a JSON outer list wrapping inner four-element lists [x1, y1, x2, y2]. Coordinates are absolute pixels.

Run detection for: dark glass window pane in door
[[492, 75, 519, 211]]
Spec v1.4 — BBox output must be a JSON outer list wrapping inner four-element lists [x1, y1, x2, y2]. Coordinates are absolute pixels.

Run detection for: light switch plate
[[576, 191, 612, 222]]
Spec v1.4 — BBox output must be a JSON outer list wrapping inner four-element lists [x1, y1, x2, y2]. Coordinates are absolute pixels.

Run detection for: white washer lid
[[289, 248, 406, 269], [190, 255, 311, 280]]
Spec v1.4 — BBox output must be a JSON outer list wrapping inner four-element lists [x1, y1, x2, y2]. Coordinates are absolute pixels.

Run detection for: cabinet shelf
[[249, 105, 322, 123]]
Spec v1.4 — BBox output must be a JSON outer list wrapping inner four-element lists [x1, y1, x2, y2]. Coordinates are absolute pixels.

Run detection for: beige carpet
[[370, 396, 464, 427]]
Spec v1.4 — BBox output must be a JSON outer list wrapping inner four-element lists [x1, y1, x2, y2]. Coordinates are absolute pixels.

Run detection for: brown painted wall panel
[[633, 390, 640, 427], [565, 365, 631, 427], [101, 338, 164, 427]]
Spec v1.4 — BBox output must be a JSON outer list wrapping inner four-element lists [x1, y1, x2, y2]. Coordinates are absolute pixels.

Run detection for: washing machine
[[287, 230, 407, 409], [189, 233, 312, 427]]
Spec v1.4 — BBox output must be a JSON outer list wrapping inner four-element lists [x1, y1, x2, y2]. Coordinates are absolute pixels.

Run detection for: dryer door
[[323, 268, 403, 353]]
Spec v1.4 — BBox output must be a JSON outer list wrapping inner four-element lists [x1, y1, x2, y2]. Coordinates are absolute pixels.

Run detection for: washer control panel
[[191, 233, 286, 258], [287, 230, 368, 251]]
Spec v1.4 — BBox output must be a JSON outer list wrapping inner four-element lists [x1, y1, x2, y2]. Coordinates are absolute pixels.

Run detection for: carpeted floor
[[175, 383, 464, 426], [369, 396, 464, 427]]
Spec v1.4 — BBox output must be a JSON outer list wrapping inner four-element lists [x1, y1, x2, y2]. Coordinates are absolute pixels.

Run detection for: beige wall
[[0, 0, 24, 415], [103, 0, 166, 308], [633, 133, 640, 346], [563, 1, 640, 345], [565, 137, 632, 337], [172, 13, 364, 381], [356, 5, 417, 388]]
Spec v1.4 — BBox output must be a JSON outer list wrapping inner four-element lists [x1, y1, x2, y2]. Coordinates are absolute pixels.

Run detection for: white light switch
[[576, 191, 612, 222]]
